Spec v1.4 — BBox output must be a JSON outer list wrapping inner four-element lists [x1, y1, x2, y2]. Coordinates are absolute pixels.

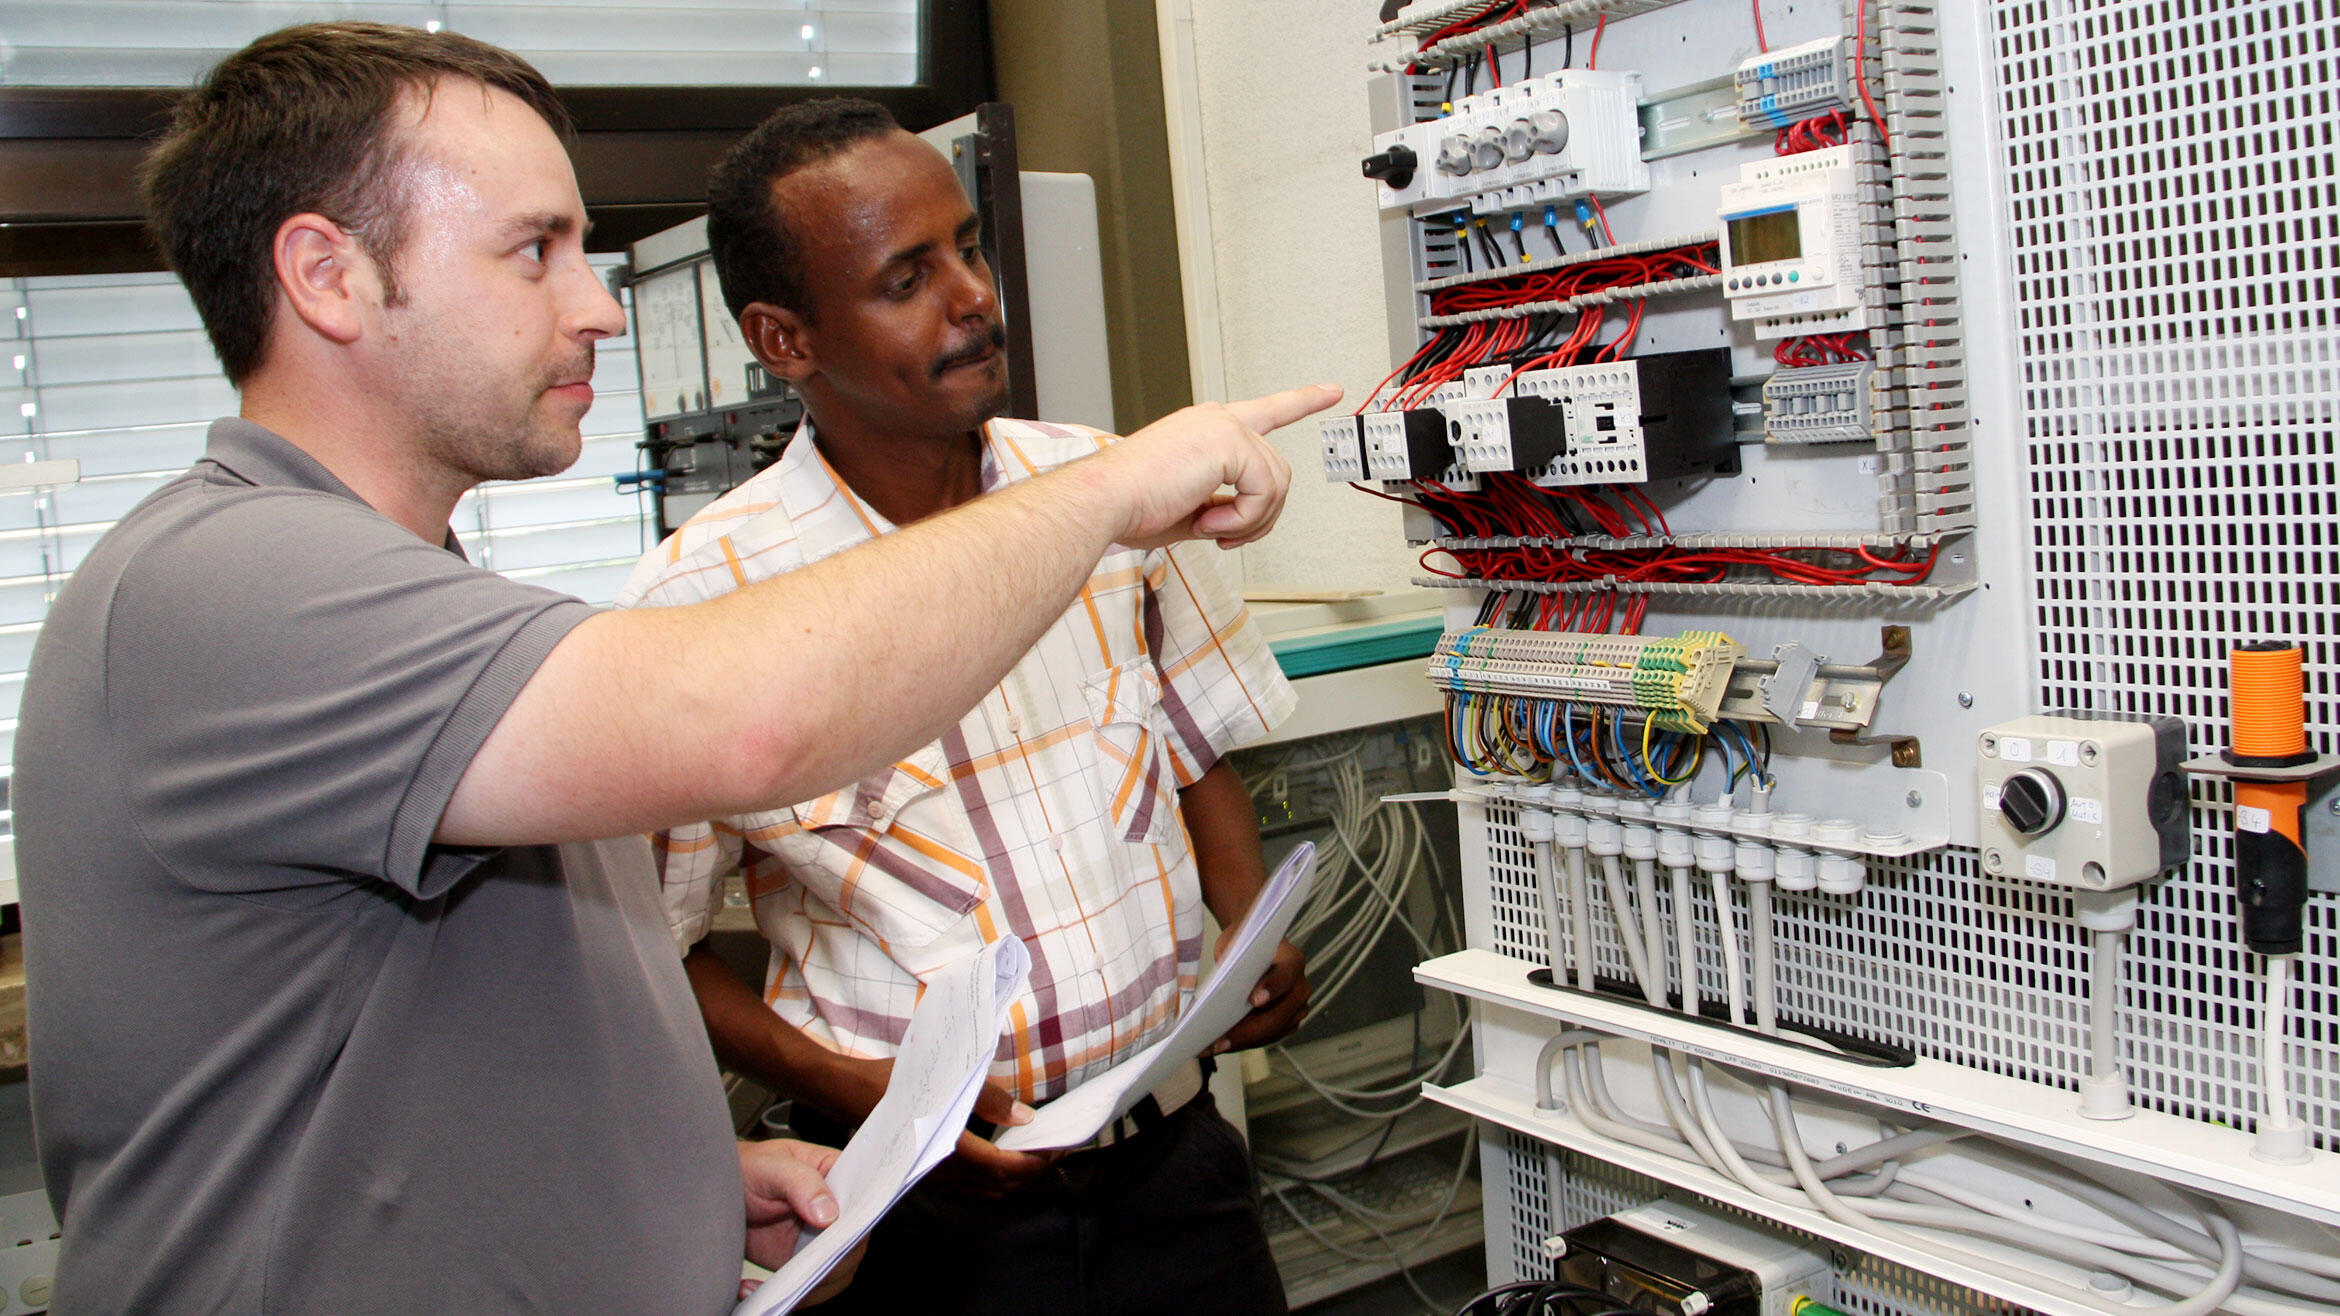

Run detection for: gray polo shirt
[[14, 419, 741, 1314]]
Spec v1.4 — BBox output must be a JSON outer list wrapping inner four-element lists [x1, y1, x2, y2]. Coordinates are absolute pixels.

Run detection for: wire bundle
[[1428, 244, 1718, 319], [1774, 108, 1851, 155], [1235, 731, 1479, 1314], [1444, 693, 1769, 793], [1424, 533, 1944, 592], [1773, 333, 1869, 367]]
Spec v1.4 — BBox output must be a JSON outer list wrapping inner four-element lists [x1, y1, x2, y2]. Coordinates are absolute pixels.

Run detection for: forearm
[[448, 460, 1124, 845], [684, 942, 863, 1119], [1184, 760, 1271, 926], [442, 384, 1334, 848]]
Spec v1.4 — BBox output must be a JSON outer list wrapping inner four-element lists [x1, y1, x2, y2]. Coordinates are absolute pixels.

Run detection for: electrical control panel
[[1718, 146, 1867, 339], [1334, 1, 2340, 1312], [1976, 713, 2190, 890]]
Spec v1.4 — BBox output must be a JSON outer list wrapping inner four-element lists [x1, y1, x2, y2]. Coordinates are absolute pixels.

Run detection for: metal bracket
[[1714, 626, 1914, 764], [1825, 626, 1919, 764], [1637, 75, 1762, 160]]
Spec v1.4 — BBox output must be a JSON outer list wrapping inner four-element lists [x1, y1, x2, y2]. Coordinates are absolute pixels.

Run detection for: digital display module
[[1727, 205, 1804, 266]]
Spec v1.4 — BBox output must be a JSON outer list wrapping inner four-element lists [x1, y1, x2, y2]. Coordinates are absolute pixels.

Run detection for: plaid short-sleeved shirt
[[615, 418, 1295, 1103]]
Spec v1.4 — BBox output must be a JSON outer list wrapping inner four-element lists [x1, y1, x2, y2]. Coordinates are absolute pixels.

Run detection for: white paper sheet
[[736, 935, 1029, 1316], [994, 841, 1317, 1152]]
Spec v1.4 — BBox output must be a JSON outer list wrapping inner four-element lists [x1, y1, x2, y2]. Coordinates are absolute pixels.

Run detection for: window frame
[[0, 0, 996, 273]]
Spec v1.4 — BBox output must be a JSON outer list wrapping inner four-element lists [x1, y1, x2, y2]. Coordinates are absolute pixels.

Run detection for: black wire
[[1506, 224, 1529, 265], [1477, 222, 1506, 270], [1562, 23, 1574, 68], [1522, 31, 1533, 77], [1451, 1279, 1637, 1316]]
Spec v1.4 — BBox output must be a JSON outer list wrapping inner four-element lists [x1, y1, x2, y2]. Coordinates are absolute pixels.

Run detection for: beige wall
[[1182, 1, 1421, 595], [990, 0, 1194, 435]]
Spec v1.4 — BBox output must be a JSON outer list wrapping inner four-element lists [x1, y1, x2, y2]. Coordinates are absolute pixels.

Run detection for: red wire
[[1752, 0, 1769, 51], [1588, 15, 1605, 69], [1855, 0, 1892, 145], [1588, 195, 1617, 247]]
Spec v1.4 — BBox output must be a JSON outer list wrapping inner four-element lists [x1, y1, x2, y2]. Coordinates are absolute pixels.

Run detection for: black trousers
[[798, 1097, 1288, 1316]]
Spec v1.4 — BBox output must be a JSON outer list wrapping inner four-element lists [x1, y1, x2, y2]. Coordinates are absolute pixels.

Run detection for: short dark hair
[[141, 21, 573, 386], [705, 97, 901, 322]]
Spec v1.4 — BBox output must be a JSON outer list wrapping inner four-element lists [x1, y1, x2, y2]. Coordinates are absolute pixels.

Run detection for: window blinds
[[0, 0, 918, 87], [0, 261, 660, 833]]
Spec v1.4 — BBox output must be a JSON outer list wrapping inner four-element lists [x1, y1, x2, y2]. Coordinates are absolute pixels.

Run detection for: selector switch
[[1360, 144, 1418, 190], [1976, 712, 2189, 889], [1997, 768, 2065, 836]]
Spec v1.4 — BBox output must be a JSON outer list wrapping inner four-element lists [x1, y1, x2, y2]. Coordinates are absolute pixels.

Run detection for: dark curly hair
[[705, 97, 902, 323]]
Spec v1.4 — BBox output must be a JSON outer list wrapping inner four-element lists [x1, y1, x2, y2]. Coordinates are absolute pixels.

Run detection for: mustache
[[930, 323, 1007, 379], [543, 345, 596, 389]]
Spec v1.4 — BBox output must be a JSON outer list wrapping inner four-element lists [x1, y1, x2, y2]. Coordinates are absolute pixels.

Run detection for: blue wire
[[1611, 713, 1661, 797], [1720, 721, 1765, 789], [1710, 723, 1744, 787], [1561, 703, 1593, 783], [1449, 694, 1483, 776]]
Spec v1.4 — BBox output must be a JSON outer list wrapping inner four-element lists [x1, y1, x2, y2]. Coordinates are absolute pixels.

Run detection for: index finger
[[1222, 383, 1343, 437]]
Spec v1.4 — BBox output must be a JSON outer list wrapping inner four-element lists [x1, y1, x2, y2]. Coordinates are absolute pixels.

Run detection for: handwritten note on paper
[[995, 841, 1317, 1152], [737, 935, 1029, 1316]]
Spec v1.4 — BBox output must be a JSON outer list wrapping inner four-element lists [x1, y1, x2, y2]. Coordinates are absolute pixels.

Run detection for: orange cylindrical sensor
[[2227, 642, 2313, 953], [2231, 642, 2310, 762]]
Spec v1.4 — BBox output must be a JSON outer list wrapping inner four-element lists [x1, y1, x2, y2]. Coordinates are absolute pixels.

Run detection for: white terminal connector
[[1811, 818, 1867, 894], [1690, 803, 1737, 876], [1586, 816, 1624, 858], [1732, 808, 1776, 883], [1770, 813, 1817, 891], [1619, 800, 1658, 861], [1318, 415, 1367, 482], [1653, 800, 1695, 869]]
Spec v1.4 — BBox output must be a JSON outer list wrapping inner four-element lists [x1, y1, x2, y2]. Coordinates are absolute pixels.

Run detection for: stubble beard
[[413, 350, 593, 486]]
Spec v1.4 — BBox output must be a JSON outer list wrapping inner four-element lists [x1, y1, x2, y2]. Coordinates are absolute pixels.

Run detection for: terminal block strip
[[1428, 627, 1745, 733], [1764, 362, 1876, 444], [1857, 0, 1971, 538], [1735, 35, 1853, 128]]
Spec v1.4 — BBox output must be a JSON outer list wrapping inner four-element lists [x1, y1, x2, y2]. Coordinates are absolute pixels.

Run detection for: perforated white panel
[[1467, 0, 2340, 1158], [1992, 0, 2340, 1144], [1495, 1130, 2041, 1315], [1476, 800, 2099, 1090]]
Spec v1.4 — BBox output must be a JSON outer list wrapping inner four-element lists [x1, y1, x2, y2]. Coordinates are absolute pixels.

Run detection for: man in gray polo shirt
[[11, 22, 1331, 1315]]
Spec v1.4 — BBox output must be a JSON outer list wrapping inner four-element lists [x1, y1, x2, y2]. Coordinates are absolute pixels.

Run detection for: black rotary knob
[[1361, 145, 1418, 190], [1999, 768, 2066, 836]]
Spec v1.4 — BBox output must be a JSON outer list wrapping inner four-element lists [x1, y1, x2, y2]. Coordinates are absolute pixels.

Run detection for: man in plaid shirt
[[618, 99, 1311, 1313]]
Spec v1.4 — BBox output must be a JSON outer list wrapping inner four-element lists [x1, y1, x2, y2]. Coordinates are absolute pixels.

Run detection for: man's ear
[[740, 302, 817, 384], [271, 212, 379, 347]]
